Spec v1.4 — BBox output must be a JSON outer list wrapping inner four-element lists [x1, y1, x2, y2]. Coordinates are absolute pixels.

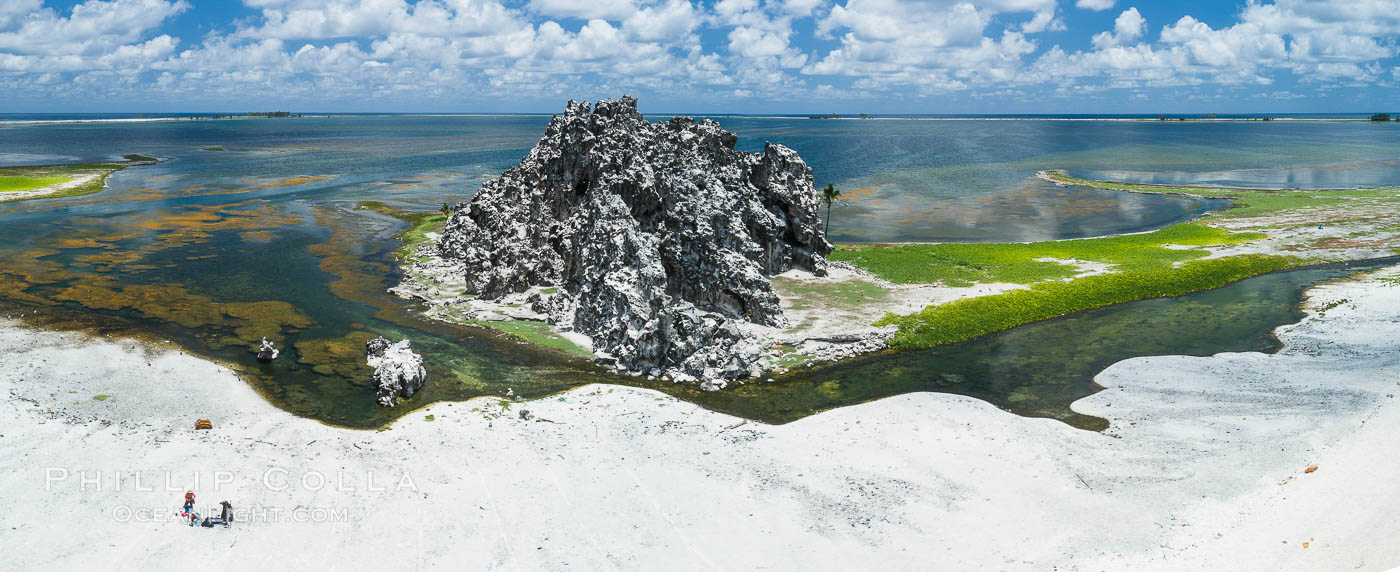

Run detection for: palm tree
[[820, 183, 842, 235]]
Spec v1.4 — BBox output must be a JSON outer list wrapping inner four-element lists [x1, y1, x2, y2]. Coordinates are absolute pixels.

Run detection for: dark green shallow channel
[[676, 257, 1399, 431]]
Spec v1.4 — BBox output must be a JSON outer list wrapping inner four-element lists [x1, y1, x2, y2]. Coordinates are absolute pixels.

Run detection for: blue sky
[[1, 0, 1398, 113]]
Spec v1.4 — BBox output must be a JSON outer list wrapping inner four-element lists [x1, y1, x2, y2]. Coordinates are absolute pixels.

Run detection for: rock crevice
[[436, 96, 831, 382]]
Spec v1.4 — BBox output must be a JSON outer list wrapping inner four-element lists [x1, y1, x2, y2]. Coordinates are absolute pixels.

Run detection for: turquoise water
[[1, 116, 1396, 428]]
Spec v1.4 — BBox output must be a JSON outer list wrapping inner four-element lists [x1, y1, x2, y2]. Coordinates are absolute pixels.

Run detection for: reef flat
[[0, 155, 156, 203]]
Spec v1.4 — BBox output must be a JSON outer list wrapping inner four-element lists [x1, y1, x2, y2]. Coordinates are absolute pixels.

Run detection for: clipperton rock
[[435, 96, 831, 383]]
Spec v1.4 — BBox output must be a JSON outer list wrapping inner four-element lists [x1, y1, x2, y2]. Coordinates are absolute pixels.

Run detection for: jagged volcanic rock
[[366, 337, 427, 406], [436, 96, 831, 382], [256, 337, 279, 362]]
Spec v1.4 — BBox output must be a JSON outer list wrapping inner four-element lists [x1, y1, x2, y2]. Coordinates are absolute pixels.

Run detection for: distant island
[[163, 112, 305, 120], [209, 111, 303, 119]]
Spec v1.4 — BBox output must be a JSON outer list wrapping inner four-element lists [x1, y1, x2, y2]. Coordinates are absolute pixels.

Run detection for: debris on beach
[[1304, 465, 1318, 473], [194, 418, 212, 430], [366, 336, 427, 407]]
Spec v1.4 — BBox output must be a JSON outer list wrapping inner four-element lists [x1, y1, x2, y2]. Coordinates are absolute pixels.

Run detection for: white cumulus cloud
[[4, 0, 1400, 109], [1091, 7, 1144, 49], [527, 0, 638, 21], [1075, 0, 1114, 11]]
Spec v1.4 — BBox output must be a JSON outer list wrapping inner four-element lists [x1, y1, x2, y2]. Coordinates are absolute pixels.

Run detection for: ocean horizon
[[2, 111, 1395, 123]]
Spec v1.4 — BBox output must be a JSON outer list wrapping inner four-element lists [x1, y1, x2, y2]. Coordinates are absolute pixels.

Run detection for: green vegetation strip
[[469, 319, 592, 357], [0, 176, 74, 193], [834, 221, 1308, 349], [357, 201, 449, 262], [877, 254, 1300, 350], [832, 223, 1266, 286]]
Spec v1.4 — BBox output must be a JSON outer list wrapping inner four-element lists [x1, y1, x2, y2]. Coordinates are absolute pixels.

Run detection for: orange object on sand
[[195, 419, 213, 430], [1304, 465, 1318, 474]]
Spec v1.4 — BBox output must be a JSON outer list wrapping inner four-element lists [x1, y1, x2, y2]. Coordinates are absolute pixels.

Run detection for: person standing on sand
[[183, 491, 195, 514], [220, 501, 232, 525]]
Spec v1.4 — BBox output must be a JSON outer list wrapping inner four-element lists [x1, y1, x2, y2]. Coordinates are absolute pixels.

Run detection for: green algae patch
[[356, 201, 448, 262], [772, 276, 891, 310], [878, 254, 1302, 350], [834, 223, 1265, 286], [1007, 387, 1039, 403], [294, 332, 379, 379], [223, 301, 314, 342], [470, 319, 592, 357], [45, 280, 314, 349], [92, 394, 111, 401], [0, 176, 74, 193], [0, 213, 314, 348]]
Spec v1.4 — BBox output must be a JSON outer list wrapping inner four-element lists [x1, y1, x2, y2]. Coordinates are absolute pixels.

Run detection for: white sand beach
[[0, 118, 184, 126], [2, 265, 1399, 571]]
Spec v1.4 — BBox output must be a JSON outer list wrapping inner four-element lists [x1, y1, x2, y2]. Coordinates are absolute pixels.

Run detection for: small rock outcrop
[[256, 337, 279, 362], [366, 337, 427, 406], [436, 96, 831, 382]]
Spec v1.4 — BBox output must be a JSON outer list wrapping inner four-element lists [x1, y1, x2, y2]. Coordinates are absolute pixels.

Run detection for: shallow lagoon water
[[1, 116, 1397, 428], [712, 117, 1400, 240]]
